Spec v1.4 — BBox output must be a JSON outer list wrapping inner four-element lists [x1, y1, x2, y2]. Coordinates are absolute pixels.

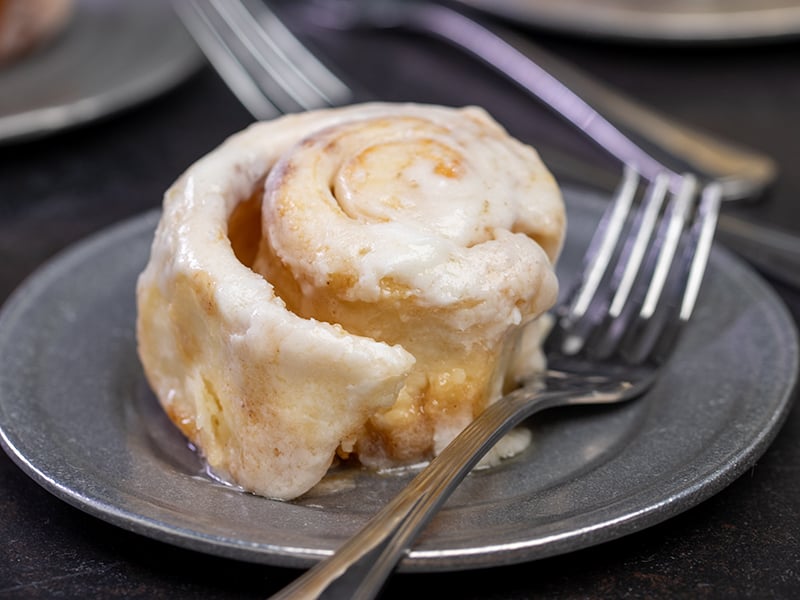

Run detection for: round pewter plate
[[0, 189, 797, 571], [0, 0, 202, 144], [458, 0, 800, 43]]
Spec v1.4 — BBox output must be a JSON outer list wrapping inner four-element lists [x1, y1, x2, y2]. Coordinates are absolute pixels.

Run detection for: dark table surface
[[1, 4, 799, 599]]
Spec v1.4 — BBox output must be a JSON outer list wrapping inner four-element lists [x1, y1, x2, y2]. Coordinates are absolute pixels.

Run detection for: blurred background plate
[[0, 0, 202, 144], [458, 0, 800, 43]]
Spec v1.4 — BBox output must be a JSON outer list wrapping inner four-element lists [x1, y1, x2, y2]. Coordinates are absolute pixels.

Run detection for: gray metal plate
[[0, 188, 796, 571]]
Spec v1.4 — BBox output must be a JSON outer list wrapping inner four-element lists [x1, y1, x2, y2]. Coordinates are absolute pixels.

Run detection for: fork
[[266, 167, 721, 599]]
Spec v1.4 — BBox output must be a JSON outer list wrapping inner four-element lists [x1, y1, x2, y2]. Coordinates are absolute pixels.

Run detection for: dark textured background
[[1, 4, 799, 598]]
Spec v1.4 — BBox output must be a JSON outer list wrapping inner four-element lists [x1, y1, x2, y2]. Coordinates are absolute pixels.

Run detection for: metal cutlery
[[268, 168, 721, 598]]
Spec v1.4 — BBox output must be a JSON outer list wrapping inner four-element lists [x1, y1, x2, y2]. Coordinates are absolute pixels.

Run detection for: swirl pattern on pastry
[[136, 103, 565, 500]]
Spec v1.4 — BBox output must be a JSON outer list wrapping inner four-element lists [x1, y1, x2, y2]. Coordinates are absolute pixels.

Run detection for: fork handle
[[269, 387, 569, 600], [403, 2, 776, 201]]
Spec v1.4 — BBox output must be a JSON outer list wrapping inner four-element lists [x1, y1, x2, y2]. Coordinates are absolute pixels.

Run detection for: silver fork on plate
[[270, 168, 720, 599]]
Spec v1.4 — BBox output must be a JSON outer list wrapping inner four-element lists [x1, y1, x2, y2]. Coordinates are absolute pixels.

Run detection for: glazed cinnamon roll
[[136, 103, 565, 500]]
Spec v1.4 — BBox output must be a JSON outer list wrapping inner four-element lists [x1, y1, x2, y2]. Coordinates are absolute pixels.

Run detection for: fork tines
[[174, 0, 352, 119], [550, 167, 722, 365]]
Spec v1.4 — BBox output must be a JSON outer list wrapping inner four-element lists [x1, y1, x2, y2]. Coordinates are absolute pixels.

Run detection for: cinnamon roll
[[136, 103, 565, 500]]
